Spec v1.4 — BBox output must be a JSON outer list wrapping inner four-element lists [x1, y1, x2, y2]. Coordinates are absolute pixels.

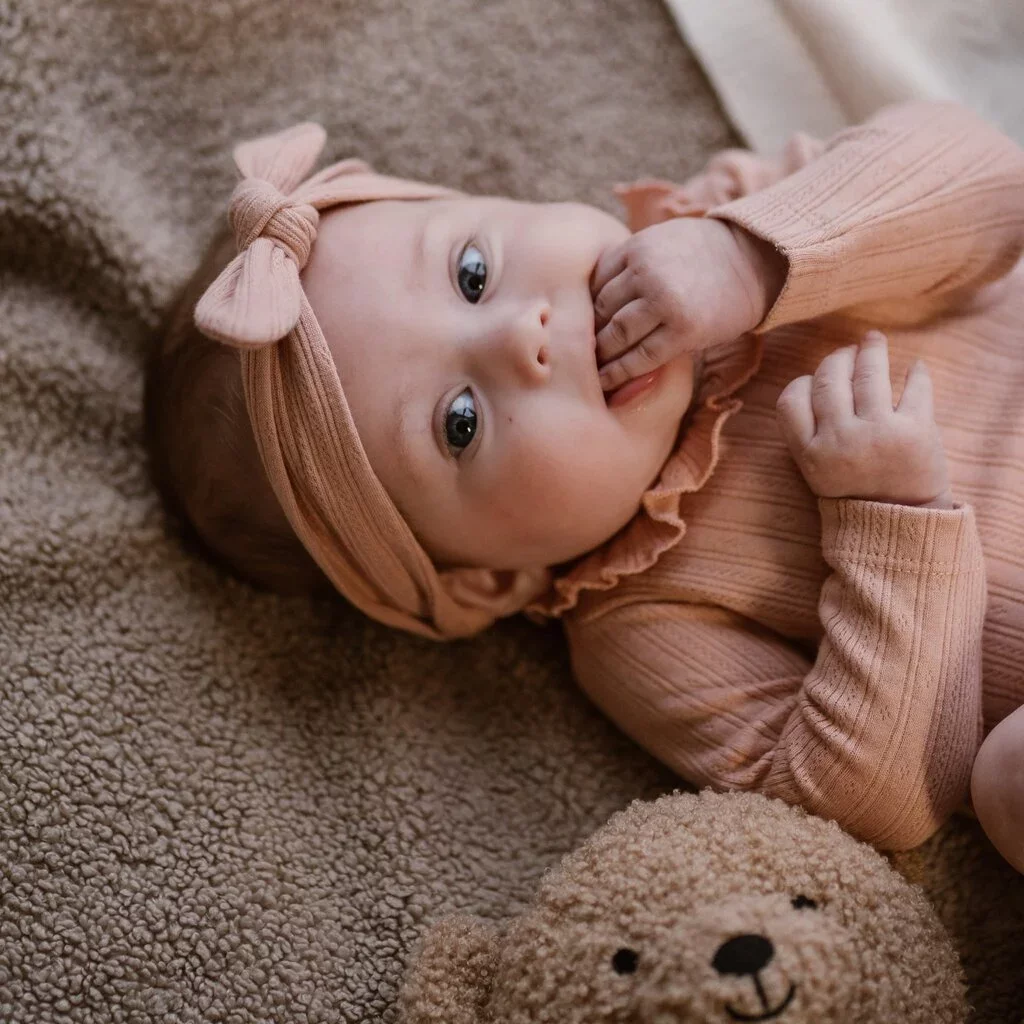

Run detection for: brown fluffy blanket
[[1, 0, 1022, 1020]]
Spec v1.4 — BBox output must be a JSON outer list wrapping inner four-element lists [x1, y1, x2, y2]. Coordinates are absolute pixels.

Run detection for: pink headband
[[194, 123, 551, 639]]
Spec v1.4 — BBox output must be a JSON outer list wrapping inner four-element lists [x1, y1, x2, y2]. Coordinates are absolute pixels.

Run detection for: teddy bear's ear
[[398, 914, 499, 1024]]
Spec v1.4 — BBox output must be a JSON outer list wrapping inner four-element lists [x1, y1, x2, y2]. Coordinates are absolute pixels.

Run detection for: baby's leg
[[971, 705, 1024, 873]]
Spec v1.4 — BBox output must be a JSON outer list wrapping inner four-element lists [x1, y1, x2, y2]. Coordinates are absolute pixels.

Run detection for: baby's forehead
[[315, 198, 430, 269], [304, 193, 506, 325], [308, 195, 489, 281], [301, 199, 447, 377], [306, 200, 422, 302]]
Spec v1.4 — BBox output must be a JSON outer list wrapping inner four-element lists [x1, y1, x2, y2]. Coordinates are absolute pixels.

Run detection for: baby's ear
[[440, 567, 551, 619], [398, 915, 499, 1024]]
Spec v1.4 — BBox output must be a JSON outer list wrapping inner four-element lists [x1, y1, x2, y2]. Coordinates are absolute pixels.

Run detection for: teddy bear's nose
[[712, 934, 775, 976]]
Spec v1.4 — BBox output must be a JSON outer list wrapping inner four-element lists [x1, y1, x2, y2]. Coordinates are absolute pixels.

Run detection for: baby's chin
[[544, 354, 698, 563]]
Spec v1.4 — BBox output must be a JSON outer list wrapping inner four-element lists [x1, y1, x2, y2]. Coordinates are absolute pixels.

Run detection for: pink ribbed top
[[542, 102, 1024, 850]]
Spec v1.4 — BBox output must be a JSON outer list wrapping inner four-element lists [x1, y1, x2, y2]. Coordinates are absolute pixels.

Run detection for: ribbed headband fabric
[[193, 123, 551, 639]]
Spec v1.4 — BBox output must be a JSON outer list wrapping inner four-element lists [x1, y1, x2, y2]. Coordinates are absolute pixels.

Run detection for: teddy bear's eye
[[611, 948, 639, 974], [791, 894, 818, 910]]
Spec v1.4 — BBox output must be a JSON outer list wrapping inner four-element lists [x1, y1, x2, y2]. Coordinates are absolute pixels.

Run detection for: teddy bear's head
[[400, 790, 966, 1023]]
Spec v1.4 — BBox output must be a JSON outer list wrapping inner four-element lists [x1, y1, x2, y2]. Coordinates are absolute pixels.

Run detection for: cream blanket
[[666, 0, 1024, 152], [1, 0, 1022, 1020]]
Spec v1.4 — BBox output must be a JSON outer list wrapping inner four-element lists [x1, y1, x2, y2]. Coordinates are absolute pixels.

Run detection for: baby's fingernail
[[864, 330, 887, 343]]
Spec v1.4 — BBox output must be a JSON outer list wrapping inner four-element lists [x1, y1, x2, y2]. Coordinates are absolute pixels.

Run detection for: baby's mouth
[[591, 303, 663, 409], [604, 368, 665, 409]]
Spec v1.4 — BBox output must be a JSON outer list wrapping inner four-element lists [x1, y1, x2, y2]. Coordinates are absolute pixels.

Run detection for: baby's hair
[[144, 231, 331, 597]]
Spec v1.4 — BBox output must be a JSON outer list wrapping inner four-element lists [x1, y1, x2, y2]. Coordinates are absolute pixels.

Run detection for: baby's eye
[[791, 895, 818, 910], [445, 388, 478, 455], [457, 244, 487, 304]]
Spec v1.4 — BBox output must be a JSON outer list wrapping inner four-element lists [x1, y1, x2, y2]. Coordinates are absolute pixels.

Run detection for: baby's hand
[[776, 332, 953, 509], [592, 217, 785, 392]]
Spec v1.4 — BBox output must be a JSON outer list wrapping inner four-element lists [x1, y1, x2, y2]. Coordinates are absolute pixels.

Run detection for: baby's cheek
[[508, 420, 641, 540]]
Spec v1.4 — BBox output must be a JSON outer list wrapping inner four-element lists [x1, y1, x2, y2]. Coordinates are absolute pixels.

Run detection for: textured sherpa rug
[[1, 1, 1022, 1021]]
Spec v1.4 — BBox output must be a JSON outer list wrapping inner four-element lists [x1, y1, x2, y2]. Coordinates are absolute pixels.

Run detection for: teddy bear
[[399, 789, 967, 1023]]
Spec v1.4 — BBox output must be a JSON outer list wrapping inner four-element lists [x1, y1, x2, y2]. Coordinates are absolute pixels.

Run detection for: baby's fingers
[[593, 265, 639, 333], [897, 359, 935, 419], [811, 344, 856, 424], [776, 375, 815, 452], [853, 331, 893, 417], [595, 300, 661, 373], [591, 244, 628, 303], [598, 326, 676, 393]]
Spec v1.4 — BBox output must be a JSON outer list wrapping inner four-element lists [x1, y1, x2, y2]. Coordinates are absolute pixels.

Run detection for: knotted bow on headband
[[194, 122, 551, 639]]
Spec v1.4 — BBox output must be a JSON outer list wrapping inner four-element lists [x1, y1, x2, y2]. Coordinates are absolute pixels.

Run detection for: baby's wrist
[[725, 223, 786, 328], [902, 488, 956, 511], [830, 489, 956, 511]]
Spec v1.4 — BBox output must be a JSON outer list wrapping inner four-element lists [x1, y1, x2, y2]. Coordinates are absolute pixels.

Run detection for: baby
[[146, 102, 1024, 872]]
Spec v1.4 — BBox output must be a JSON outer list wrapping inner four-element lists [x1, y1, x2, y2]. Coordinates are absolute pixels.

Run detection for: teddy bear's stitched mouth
[[725, 981, 796, 1022]]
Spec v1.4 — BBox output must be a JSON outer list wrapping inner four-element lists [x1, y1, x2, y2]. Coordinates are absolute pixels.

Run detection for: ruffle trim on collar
[[526, 332, 762, 619]]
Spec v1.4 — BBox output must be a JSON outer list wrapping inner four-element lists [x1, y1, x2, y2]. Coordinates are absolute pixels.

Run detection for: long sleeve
[[564, 499, 987, 850], [707, 101, 1024, 329]]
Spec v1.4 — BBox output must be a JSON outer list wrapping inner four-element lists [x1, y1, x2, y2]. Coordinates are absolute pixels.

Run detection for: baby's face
[[302, 196, 696, 570]]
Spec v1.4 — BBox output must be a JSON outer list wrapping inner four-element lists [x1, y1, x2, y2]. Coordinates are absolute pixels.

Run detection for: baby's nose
[[497, 303, 551, 383], [712, 933, 775, 977]]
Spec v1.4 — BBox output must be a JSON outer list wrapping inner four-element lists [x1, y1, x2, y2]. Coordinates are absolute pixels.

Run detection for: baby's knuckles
[[592, 266, 636, 325], [629, 238, 687, 313], [597, 312, 633, 356], [632, 221, 735, 331], [797, 418, 948, 503]]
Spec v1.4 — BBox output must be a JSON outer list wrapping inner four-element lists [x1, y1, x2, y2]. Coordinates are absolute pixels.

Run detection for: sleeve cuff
[[818, 498, 984, 574], [709, 195, 844, 331]]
